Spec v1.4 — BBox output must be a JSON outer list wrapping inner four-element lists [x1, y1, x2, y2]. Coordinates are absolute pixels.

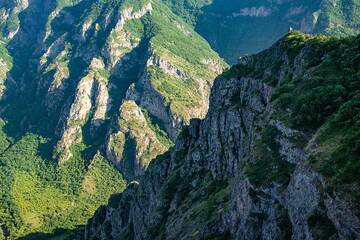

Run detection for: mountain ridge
[[85, 31, 360, 240], [0, 0, 359, 239]]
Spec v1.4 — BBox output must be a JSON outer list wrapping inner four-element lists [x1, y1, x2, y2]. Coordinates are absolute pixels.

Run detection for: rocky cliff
[[85, 32, 360, 240]]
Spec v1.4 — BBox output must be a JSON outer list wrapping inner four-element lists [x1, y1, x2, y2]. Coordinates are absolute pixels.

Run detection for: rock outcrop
[[0, 0, 29, 40], [106, 100, 169, 179], [85, 32, 360, 240], [0, 55, 10, 97], [55, 66, 97, 163]]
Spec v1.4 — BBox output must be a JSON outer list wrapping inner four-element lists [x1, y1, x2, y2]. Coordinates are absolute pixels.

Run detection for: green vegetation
[[226, 31, 359, 131], [139, 0, 226, 120], [0, 42, 12, 67], [0, 41, 12, 95], [142, 109, 174, 148], [123, 19, 145, 42], [164, 0, 360, 63], [150, 168, 230, 239], [122, 0, 149, 12], [7, 0, 360, 238], [0, 128, 126, 239], [150, 1, 225, 77], [225, 31, 360, 204], [222, 32, 334, 82], [1, 12, 19, 38], [85, 0, 119, 21], [322, 0, 360, 36], [148, 65, 203, 118], [245, 127, 295, 188], [258, 33, 360, 202], [308, 210, 337, 239], [176, 174, 230, 238], [309, 95, 360, 202], [0, 119, 11, 152], [163, 0, 212, 25], [187, 180, 229, 223]]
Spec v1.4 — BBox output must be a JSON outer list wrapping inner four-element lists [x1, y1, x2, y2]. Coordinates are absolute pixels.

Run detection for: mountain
[[85, 31, 360, 240], [1, 0, 225, 172], [164, 0, 360, 63], [0, 0, 225, 238], [0, 0, 360, 239]]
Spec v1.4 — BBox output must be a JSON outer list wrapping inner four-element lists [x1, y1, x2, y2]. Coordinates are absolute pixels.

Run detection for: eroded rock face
[[148, 55, 190, 79], [85, 33, 360, 240], [85, 75, 275, 240], [56, 71, 95, 163], [106, 100, 168, 179], [55, 57, 110, 163], [25, 0, 225, 177], [0, 0, 29, 39], [133, 56, 187, 141], [0, 58, 9, 97], [91, 80, 110, 128], [104, 2, 152, 67]]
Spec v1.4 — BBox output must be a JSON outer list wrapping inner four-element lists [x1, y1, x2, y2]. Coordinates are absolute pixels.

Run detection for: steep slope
[[1, 0, 225, 176], [0, 0, 28, 40], [164, 0, 360, 63], [0, 0, 225, 238], [0, 1, 15, 97], [0, 41, 11, 97], [86, 32, 360, 240]]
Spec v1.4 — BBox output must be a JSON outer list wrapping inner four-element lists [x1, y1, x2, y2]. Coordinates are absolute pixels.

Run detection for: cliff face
[[85, 32, 360, 240]]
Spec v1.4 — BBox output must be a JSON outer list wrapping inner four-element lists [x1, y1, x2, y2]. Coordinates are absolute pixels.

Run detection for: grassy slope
[[147, 0, 227, 120]]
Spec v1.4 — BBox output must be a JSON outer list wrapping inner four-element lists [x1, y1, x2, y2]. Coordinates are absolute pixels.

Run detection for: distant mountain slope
[[86, 32, 360, 240], [164, 0, 360, 63]]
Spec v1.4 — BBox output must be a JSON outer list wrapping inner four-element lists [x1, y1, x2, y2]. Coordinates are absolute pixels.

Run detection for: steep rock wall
[[85, 32, 360, 240]]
